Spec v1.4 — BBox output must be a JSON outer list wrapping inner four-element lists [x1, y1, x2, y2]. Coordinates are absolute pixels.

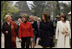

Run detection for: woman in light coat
[[56, 14, 71, 48]]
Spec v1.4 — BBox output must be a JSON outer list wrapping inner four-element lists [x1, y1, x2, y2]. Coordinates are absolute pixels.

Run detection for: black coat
[[16, 23, 19, 37], [30, 21, 38, 34], [2, 22, 12, 48], [39, 21, 55, 47]]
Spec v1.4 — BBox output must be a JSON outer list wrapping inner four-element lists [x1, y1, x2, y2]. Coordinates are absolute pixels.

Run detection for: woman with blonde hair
[[33, 16, 38, 21], [16, 18, 22, 37], [2, 15, 12, 48], [29, 16, 38, 48]]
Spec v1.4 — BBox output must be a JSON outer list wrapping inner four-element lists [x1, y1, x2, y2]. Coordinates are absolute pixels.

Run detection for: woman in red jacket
[[19, 14, 33, 48], [10, 19, 17, 48]]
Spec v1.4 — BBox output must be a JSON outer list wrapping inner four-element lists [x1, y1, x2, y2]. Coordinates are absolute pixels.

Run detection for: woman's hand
[[38, 38, 41, 40], [19, 38, 22, 42], [62, 32, 65, 34], [31, 38, 33, 41], [66, 33, 69, 36], [5, 31, 8, 34]]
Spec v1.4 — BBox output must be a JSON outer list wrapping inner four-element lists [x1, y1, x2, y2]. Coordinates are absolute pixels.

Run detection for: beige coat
[[56, 21, 71, 48]]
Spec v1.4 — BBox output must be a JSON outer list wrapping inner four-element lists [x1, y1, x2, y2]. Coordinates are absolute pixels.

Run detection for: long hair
[[60, 14, 66, 22], [42, 13, 49, 23]]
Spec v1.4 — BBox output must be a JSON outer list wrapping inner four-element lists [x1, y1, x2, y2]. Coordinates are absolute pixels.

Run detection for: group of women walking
[[2, 13, 71, 48]]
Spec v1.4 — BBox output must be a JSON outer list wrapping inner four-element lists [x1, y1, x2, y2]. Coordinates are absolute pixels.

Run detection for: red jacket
[[19, 21, 33, 38]]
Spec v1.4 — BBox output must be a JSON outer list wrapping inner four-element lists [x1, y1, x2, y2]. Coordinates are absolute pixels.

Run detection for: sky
[[13, 1, 71, 9]]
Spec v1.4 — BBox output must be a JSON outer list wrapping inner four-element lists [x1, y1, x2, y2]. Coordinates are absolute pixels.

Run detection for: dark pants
[[35, 34, 38, 44], [21, 37, 31, 48]]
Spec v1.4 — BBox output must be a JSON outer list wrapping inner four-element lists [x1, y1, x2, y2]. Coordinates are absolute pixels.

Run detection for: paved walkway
[[1, 33, 56, 48]]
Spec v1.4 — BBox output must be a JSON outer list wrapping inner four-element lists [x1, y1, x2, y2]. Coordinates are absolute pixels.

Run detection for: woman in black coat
[[39, 14, 55, 48], [2, 15, 12, 48], [29, 16, 38, 48]]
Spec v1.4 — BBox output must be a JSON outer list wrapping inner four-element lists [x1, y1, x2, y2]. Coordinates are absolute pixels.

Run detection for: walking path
[[1, 33, 56, 48]]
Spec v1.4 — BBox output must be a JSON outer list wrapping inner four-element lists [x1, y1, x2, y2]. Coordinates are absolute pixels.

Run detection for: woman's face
[[18, 18, 22, 23], [29, 16, 33, 21], [35, 17, 37, 21], [29, 18, 32, 21], [42, 15, 45, 20], [7, 16, 12, 22], [22, 17, 26, 22], [61, 17, 64, 21]]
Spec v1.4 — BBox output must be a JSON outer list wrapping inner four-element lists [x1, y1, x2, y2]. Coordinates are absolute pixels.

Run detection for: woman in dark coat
[[39, 14, 54, 48], [2, 15, 12, 48], [29, 18, 38, 48]]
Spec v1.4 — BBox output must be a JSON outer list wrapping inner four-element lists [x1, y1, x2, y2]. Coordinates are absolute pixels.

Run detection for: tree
[[31, 1, 46, 17], [43, 1, 58, 18], [59, 2, 71, 16], [1, 1, 9, 21], [56, 1, 60, 15], [1, 1, 19, 21]]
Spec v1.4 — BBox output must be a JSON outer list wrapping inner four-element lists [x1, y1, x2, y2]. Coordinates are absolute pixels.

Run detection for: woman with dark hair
[[56, 14, 71, 48], [39, 13, 52, 48]]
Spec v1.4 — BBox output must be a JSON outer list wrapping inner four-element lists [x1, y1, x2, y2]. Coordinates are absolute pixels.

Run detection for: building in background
[[15, 1, 31, 16]]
